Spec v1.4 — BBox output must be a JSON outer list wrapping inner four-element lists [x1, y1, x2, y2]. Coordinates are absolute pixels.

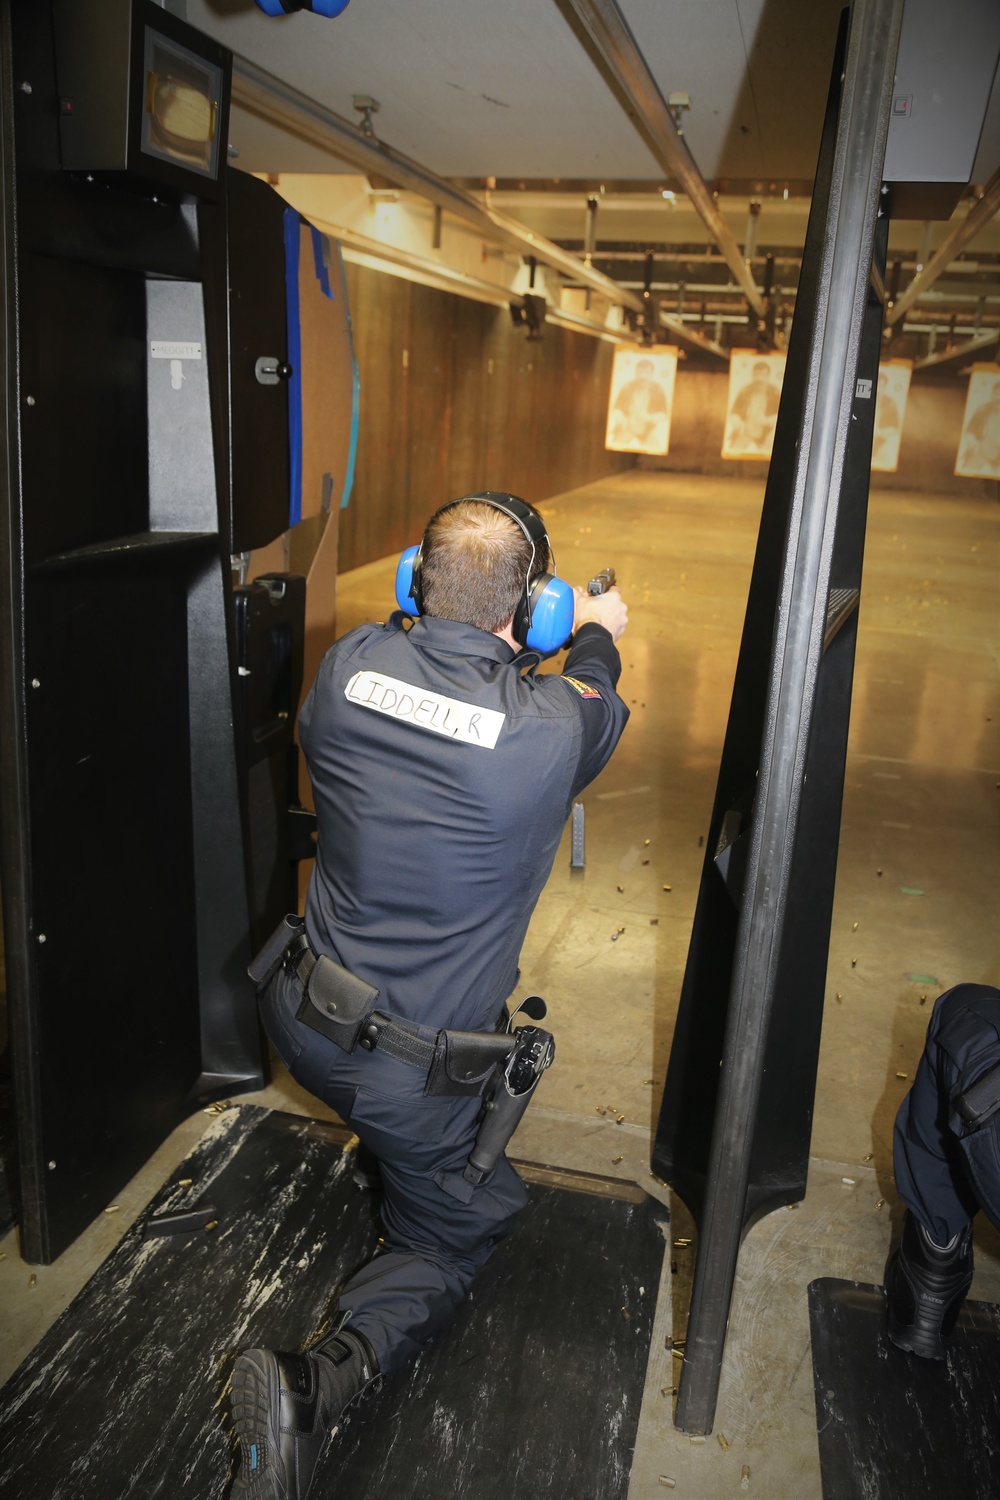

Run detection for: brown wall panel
[[638, 365, 996, 497], [338, 264, 633, 572]]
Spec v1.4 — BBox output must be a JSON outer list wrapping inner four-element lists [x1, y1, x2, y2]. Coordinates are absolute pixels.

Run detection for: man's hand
[[573, 584, 628, 643]]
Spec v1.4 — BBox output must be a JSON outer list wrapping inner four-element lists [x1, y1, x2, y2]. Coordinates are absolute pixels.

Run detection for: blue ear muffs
[[395, 494, 574, 653], [395, 545, 421, 618], [254, 1, 351, 16], [522, 574, 575, 655]]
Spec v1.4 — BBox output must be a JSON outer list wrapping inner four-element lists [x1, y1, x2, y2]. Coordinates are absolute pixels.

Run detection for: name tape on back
[[345, 671, 505, 749]]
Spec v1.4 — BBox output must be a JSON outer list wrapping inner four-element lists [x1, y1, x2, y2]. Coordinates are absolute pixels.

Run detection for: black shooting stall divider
[[0, 1, 314, 1264], [651, 0, 905, 1435]]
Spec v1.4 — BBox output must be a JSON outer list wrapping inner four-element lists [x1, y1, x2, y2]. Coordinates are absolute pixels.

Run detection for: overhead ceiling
[[177, 0, 856, 181], [167, 0, 1000, 362], [175, 0, 998, 186]]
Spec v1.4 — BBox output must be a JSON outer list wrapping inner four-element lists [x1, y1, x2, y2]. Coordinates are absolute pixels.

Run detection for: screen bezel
[[139, 28, 224, 182], [127, 1, 231, 200]]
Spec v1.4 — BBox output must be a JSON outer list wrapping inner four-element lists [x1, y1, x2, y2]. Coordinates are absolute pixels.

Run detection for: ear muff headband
[[394, 493, 575, 654]]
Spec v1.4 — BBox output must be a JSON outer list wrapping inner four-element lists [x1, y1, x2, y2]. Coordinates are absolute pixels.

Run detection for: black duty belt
[[286, 934, 514, 1097], [292, 941, 436, 1067]]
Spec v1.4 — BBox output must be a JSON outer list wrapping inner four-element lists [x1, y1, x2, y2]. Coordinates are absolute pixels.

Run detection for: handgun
[[587, 566, 616, 596]]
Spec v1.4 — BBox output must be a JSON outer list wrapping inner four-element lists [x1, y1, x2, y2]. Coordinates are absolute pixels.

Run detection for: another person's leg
[[888, 983, 1000, 1358]]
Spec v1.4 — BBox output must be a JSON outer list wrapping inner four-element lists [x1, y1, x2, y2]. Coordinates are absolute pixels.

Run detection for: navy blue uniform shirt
[[299, 614, 629, 1033]]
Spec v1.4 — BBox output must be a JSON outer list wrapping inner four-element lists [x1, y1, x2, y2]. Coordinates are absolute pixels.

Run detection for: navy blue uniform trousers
[[260, 965, 528, 1376], [893, 983, 1000, 1245]]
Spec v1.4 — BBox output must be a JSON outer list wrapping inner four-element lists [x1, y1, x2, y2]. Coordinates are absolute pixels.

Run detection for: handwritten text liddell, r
[[345, 670, 506, 750]]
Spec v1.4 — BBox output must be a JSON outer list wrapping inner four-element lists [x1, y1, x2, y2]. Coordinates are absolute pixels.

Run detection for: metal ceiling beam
[[885, 166, 1000, 325], [657, 311, 728, 360], [559, 0, 768, 318], [913, 327, 1000, 371], [230, 55, 644, 314]]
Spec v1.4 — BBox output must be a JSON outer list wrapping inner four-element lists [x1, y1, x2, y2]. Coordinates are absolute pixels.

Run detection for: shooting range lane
[[0, 1106, 664, 1500], [0, 468, 997, 1500], [333, 467, 1000, 1497]]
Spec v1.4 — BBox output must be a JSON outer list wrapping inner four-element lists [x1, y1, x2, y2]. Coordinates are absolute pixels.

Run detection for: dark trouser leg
[[892, 984, 998, 1245], [259, 966, 528, 1375], [334, 1151, 527, 1373], [887, 984, 1000, 1358]]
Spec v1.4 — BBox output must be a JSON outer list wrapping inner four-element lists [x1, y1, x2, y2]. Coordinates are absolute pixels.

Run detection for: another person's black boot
[[230, 1324, 379, 1499], [885, 1210, 974, 1360]]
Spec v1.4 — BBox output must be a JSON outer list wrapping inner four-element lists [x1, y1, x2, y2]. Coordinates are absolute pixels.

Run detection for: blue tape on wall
[[309, 225, 333, 300], [283, 208, 304, 528], [344, 363, 360, 510], [330, 237, 360, 510]]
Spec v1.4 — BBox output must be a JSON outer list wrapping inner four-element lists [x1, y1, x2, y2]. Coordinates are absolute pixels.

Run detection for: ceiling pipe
[[559, 0, 767, 318], [230, 55, 644, 314], [657, 311, 728, 360], [583, 195, 599, 261], [913, 326, 999, 371], [885, 165, 1000, 325]]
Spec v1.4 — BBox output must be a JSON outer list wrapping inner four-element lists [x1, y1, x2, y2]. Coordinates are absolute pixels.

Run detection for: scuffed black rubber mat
[[808, 1277, 1000, 1500], [0, 1107, 664, 1500]]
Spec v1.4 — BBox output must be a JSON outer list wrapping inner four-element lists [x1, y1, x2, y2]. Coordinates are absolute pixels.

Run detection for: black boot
[[885, 1211, 974, 1360], [230, 1326, 378, 1499]]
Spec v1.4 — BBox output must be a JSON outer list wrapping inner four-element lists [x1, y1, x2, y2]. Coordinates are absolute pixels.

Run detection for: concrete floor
[[1, 471, 998, 1498]]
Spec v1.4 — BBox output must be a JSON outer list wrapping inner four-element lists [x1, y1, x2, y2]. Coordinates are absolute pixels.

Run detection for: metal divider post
[[657, 0, 906, 1435]]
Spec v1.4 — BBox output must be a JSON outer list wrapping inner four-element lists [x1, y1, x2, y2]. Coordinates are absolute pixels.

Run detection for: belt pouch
[[425, 1029, 514, 1098], [248, 914, 304, 992], [297, 955, 379, 1053]]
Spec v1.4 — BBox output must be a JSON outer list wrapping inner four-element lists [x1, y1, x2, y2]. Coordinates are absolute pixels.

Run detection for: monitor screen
[[140, 27, 223, 180]]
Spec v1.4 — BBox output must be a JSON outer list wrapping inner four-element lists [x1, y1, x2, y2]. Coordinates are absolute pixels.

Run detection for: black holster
[[465, 1025, 555, 1184]]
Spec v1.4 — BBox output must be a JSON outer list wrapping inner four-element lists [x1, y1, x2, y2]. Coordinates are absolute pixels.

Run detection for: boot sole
[[886, 1321, 948, 1360], [230, 1349, 291, 1500]]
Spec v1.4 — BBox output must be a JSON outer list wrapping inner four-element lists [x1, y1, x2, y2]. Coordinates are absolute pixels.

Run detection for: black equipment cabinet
[[0, 1, 305, 1263], [23, 551, 206, 1257]]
